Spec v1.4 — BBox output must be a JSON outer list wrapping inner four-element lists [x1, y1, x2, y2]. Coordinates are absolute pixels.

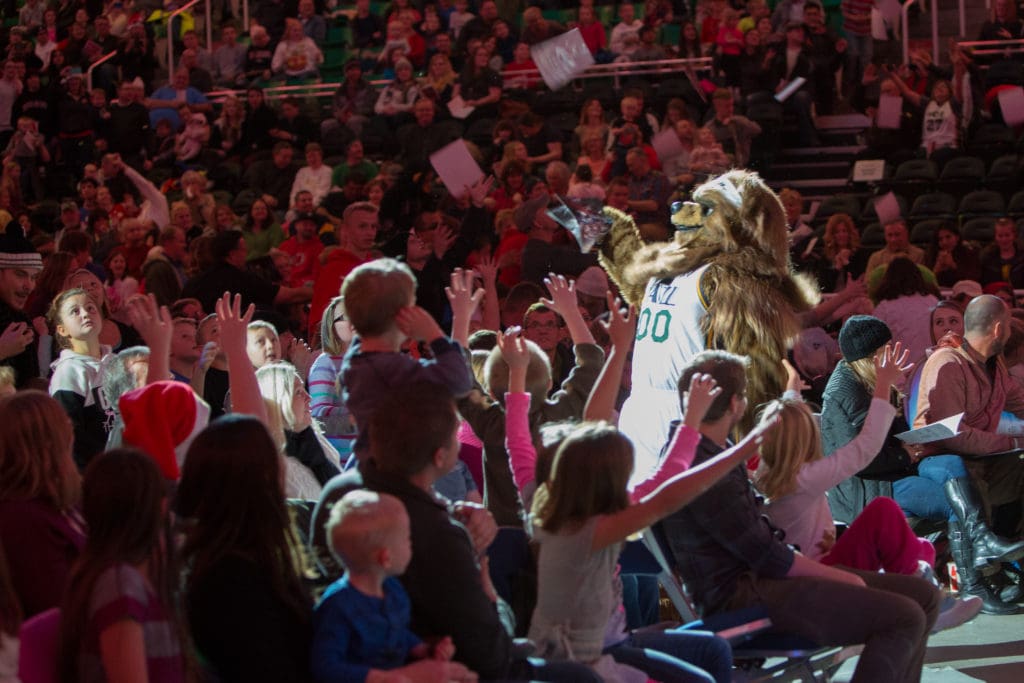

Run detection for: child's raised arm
[[542, 273, 595, 346], [592, 417, 776, 551], [629, 373, 719, 502], [446, 268, 485, 347], [785, 343, 912, 496], [125, 294, 172, 385], [475, 256, 501, 334], [499, 328, 537, 496], [215, 293, 269, 424], [583, 292, 635, 423]]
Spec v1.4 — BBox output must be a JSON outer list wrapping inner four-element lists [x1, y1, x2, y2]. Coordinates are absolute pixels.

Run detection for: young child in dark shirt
[[340, 258, 472, 456]]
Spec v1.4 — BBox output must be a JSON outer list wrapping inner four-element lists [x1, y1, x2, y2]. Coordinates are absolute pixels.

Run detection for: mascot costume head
[[595, 170, 819, 478]]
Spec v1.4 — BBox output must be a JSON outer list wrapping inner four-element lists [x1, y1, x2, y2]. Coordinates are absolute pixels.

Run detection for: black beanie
[[838, 315, 892, 362]]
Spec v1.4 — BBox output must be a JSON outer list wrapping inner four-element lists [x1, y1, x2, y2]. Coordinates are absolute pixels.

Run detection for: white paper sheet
[[774, 77, 807, 103], [896, 412, 964, 444], [873, 191, 902, 225], [447, 95, 475, 120], [429, 139, 484, 199], [998, 87, 1024, 128], [651, 128, 684, 164], [877, 94, 903, 130], [530, 28, 595, 91]]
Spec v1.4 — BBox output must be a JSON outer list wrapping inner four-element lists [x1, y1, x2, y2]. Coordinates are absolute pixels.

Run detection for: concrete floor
[[830, 612, 1024, 682]]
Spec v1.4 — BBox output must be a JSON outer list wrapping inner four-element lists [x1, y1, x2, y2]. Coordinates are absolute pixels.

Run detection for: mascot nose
[[671, 201, 704, 231]]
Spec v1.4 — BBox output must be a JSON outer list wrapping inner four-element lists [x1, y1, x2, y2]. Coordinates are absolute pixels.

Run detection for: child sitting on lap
[[311, 490, 476, 683]]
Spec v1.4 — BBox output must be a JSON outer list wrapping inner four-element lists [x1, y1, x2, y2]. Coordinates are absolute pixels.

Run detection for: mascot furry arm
[[598, 171, 820, 430]]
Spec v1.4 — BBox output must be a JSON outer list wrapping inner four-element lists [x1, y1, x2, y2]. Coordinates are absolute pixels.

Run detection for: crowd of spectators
[[5, 0, 1024, 680]]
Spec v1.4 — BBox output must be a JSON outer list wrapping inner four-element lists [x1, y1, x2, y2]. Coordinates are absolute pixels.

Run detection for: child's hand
[[681, 373, 721, 429], [781, 358, 809, 395], [497, 327, 530, 371], [432, 636, 455, 661], [874, 341, 913, 390], [465, 174, 495, 208], [540, 273, 578, 318], [126, 293, 172, 352], [215, 292, 255, 356], [197, 341, 219, 371], [445, 267, 485, 322], [600, 292, 635, 352], [476, 255, 498, 288], [396, 305, 445, 343], [431, 224, 457, 259], [452, 501, 497, 555]]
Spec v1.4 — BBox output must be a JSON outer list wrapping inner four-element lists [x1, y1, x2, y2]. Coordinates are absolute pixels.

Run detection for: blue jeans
[[606, 628, 733, 683], [892, 454, 968, 521], [521, 658, 603, 683]]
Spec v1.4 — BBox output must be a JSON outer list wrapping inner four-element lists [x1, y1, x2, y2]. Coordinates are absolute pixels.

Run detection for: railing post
[[933, 0, 940, 63], [902, 0, 914, 66]]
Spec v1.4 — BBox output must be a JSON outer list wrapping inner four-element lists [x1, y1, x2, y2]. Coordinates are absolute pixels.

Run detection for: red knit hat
[[120, 381, 210, 480]]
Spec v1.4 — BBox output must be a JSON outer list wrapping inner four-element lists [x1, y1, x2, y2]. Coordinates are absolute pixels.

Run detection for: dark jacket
[[0, 299, 38, 388], [659, 433, 795, 616], [820, 361, 916, 523]]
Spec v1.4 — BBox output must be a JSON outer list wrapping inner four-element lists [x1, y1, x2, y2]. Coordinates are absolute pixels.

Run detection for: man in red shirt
[[308, 201, 379, 337]]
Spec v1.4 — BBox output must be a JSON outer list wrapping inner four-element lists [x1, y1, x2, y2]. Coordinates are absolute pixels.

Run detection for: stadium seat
[[910, 219, 944, 247], [936, 155, 985, 196], [969, 124, 1016, 164], [860, 222, 885, 249], [909, 192, 956, 221], [985, 154, 1021, 196], [1009, 189, 1024, 219], [813, 194, 861, 226], [882, 159, 936, 203], [958, 190, 1005, 220], [962, 216, 997, 244]]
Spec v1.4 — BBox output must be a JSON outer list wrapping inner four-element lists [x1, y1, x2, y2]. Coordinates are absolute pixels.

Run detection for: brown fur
[[599, 170, 820, 431]]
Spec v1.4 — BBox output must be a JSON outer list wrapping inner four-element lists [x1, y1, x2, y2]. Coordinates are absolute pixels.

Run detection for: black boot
[[949, 522, 1019, 615], [944, 477, 1024, 568]]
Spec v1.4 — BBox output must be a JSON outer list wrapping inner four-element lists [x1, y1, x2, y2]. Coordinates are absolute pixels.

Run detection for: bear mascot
[[597, 170, 820, 482]]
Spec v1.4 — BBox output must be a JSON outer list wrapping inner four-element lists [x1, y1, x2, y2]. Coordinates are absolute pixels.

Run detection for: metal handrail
[[206, 56, 715, 103], [86, 50, 119, 91], [166, 0, 205, 77], [956, 38, 1024, 57]]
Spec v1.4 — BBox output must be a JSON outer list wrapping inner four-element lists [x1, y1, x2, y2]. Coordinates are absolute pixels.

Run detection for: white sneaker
[[932, 594, 984, 633]]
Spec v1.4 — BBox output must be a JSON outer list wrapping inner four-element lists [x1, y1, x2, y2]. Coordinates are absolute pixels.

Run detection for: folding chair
[[642, 524, 846, 682]]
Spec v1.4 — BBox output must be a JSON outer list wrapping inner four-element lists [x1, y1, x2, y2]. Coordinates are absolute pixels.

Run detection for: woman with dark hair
[[452, 45, 502, 122], [241, 197, 284, 261], [178, 292, 313, 680], [238, 86, 277, 158], [24, 250, 74, 319], [871, 257, 941, 362], [58, 449, 190, 682], [0, 390, 84, 618], [925, 223, 981, 287], [979, 217, 1024, 288], [178, 415, 313, 681], [490, 159, 529, 213], [928, 299, 965, 347]]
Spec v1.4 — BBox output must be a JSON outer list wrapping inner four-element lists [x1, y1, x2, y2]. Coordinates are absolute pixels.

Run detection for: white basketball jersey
[[622, 264, 711, 487]]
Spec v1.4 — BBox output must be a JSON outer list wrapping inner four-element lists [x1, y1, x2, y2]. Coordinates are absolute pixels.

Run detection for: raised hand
[[432, 224, 458, 260], [396, 305, 445, 343], [781, 358, 809, 394], [681, 373, 722, 429], [874, 341, 913, 390], [599, 292, 635, 352], [125, 293, 172, 352], [540, 273, 578, 318], [445, 268, 485, 322], [466, 174, 496, 208], [475, 254, 498, 289], [197, 341, 219, 372], [215, 292, 255, 357], [0, 321, 34, 360], [497, 327, 530, 372]]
